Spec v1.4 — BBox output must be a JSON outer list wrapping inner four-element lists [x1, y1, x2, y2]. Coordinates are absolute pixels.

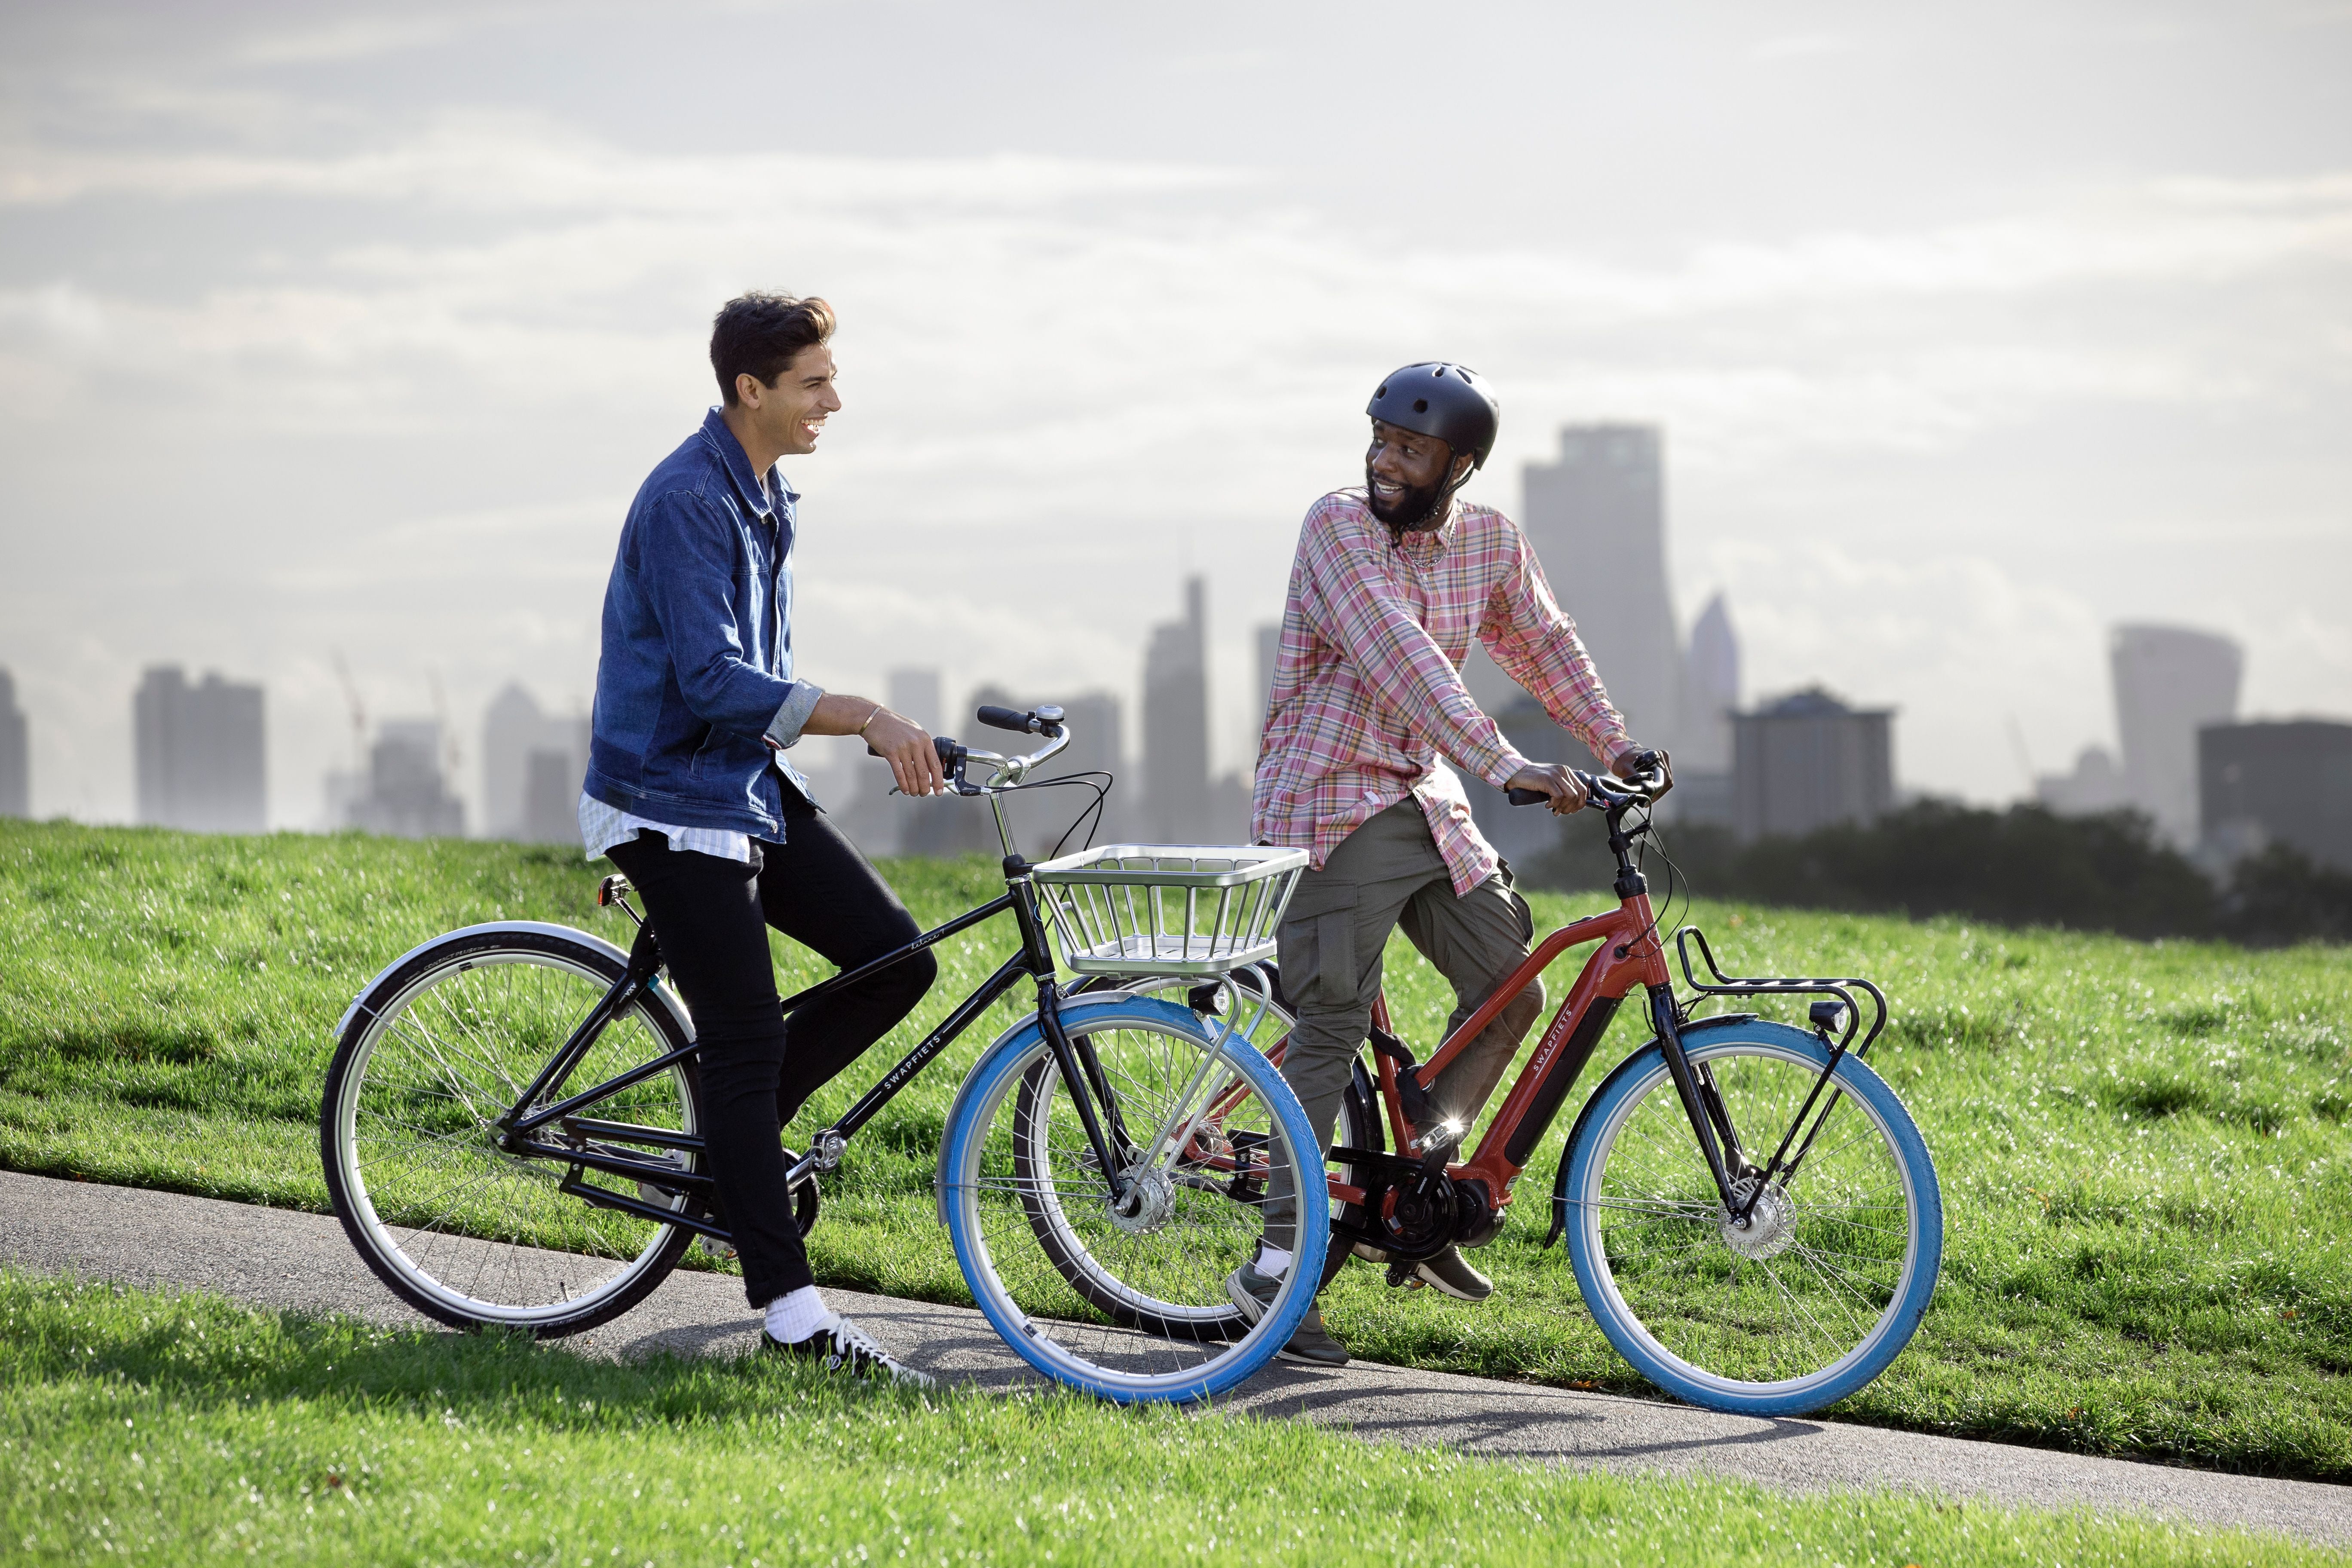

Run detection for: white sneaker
[[764, 1315, 937, 1389]]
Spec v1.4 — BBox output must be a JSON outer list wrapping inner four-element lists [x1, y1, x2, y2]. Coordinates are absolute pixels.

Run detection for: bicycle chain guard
[[1329, 1145, 1466, 1262]]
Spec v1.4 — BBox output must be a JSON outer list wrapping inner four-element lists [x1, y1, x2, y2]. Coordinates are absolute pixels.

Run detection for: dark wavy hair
[[710, 292, 836, 405]]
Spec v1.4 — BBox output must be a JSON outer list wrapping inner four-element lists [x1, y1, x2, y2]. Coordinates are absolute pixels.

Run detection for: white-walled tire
[[320, 927, 702, 1336]]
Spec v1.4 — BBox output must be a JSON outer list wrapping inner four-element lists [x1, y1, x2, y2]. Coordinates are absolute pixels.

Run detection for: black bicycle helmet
[[1366, 362, 1499, 471]]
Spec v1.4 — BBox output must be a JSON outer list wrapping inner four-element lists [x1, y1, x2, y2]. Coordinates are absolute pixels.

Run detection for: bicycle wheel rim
[[947, 1005, 1323, 1401], [328, 943, 696, 1329], [1569, 1032, 1937, 1409]]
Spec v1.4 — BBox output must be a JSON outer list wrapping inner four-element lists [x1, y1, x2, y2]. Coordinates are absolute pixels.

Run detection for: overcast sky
[[2, 0, 2347, 827]]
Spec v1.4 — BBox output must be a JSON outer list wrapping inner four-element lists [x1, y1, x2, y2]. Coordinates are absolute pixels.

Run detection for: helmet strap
[[1385, 445, 1477, 541]]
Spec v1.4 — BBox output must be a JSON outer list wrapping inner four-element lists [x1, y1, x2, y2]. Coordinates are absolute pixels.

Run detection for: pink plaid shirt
[[1251, 488, 1629, 896]]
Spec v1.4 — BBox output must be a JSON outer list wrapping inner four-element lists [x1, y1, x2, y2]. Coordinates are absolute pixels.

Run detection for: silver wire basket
[[1029, 844, 1309, 977]]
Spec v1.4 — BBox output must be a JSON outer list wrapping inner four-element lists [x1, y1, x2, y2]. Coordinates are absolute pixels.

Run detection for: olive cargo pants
[[1263, 800, 1546, 1252]]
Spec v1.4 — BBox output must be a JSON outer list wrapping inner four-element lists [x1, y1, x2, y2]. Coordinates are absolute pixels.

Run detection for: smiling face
[[734, 342, 841, 457], [1365, 418, 1472, 530]]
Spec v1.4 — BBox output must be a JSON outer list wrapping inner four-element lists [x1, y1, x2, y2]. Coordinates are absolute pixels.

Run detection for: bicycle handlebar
[[975, 704, 1066, 738], [1505, 754, 1670, 809], [932, 706, 1073, 793]]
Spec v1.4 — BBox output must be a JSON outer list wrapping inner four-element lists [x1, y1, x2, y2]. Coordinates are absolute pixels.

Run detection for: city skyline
[[35, 457, 2344, 846], [3, 3, 2347, 827]]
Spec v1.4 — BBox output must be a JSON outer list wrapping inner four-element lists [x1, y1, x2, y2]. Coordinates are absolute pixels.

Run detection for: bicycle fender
[[931, 993, 1214, 1227], [1541, 1011, 1761, 1250], [333, 920, 696, 1049]]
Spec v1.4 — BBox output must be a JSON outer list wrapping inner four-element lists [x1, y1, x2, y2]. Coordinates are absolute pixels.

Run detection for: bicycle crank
[[1375, 1171, 1458, 1262]]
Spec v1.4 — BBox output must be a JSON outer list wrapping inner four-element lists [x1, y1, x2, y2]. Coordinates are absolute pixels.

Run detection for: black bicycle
[[319, 706, 1329, 1403]]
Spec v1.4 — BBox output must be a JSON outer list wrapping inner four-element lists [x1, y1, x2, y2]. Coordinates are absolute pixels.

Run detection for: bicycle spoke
[[969, 1020, 1288, 1374], [1578, 1039, 1925, 1395], [334, 945, 694, 1323]]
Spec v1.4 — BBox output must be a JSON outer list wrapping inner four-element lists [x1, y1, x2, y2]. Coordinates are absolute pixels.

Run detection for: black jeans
[[604, 790, 934, 1307]]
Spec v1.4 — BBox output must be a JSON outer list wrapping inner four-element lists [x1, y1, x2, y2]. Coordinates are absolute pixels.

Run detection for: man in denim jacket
[[581, 292, 939, 1384]]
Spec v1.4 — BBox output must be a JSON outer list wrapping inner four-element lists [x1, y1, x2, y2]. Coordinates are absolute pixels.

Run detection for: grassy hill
[[3, 820, 2349, 1477]]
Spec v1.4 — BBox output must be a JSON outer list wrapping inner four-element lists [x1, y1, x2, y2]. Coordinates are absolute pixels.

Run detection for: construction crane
[[330, 650, 368, 771]]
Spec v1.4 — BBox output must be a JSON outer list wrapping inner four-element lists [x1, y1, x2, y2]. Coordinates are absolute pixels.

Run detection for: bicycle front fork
[[1035, 981, 1137, 1205], [1648, 985, 1754, 1217]]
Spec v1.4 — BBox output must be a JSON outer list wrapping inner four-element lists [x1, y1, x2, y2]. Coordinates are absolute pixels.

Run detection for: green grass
[[4, 1272, 2337, 1567], [3, 821, 2350, 1476]]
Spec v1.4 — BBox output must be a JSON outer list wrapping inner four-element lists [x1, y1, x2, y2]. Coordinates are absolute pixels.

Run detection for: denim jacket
[[583, 409, 826, 839]]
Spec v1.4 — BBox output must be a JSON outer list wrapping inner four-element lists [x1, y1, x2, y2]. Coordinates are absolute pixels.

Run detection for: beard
[[1364, 462, 1448, 531]]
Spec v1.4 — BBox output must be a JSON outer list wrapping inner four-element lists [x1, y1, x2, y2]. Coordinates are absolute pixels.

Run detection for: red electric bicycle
[[1069, 761, 1942, 1416]]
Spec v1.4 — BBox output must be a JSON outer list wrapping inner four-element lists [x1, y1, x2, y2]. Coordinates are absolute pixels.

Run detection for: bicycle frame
[[1321, 784, 1752, 1249], [1327, 888, 1706, 1227], [1323, 781, 1903, 1251], [484, 716, 1152, 1246]]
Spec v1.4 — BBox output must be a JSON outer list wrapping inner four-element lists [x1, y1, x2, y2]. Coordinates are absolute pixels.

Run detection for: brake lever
[[870, 735, 971, 797]]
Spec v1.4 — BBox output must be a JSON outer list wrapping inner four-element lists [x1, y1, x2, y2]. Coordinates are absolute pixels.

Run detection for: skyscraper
[[887, 667, 943, 736], [0, 668, 28, 818], [1663, 591, 1741, 827], [1681, 592, 1739, 773], [1732, 688, 1895, 841], [1519, 425, 1684, 748], [1141, 576, 1211, 842], [2037, 746, 2130, 817], [2199, 720, 2352, 872], [343, 719, 466, 838], [2111, 624, 2241, 846], [481, 683, 589, 842], [481, 682, 545, 840], [521, 733, 588, 844], [134, 665, 266, 832]]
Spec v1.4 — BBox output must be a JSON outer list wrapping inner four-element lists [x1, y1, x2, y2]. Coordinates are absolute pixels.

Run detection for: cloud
[[9, 119, 2343, 462], [3, 99, 2348, 818], [227, 12, 482, 66], [1751, 30, 1862, 62], [0, 114, 1251, 212]]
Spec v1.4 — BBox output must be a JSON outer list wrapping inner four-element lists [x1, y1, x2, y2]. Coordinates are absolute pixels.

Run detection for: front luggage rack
[[1030, 844, 1308, 977], [1672, 925, 1890, 1056]]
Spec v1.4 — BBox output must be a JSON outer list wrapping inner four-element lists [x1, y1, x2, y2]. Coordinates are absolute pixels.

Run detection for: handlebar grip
[[1510, 769, 1624, 807], [975, 705, 1036, 734]]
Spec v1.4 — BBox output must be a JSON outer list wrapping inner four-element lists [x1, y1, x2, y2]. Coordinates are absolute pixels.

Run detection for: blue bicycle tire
[[940, 995, 1327, 1404], [1562, 1021, 1942, 1415]]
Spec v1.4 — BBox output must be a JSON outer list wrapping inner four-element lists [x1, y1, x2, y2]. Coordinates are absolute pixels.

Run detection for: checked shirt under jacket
[[1250, 488, 1629, 897]]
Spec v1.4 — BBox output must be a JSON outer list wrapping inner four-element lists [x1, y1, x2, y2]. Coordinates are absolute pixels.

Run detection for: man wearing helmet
[[1230, 362, 1668, 1366]]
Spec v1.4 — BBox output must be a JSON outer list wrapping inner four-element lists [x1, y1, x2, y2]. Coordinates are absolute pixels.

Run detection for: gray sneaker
[[1225, 1260, 1350, 1367], [1408, 1244, 1492, 1302]]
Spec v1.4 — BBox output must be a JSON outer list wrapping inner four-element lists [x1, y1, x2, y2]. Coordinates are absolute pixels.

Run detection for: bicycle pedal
[[1384, 1260, 1424, 1290]]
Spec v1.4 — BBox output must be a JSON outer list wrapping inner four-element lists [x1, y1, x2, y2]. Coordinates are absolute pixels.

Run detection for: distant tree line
[[1529, 799, 2352, 946]]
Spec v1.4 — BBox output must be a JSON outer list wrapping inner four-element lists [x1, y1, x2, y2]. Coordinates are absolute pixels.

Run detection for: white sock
[[764, 1286, 832, 1343], [1256, 1244, 1293, 1279]]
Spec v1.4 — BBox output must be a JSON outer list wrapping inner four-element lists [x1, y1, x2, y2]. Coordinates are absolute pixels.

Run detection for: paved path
[[6, 1169, 2349, 1550]]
